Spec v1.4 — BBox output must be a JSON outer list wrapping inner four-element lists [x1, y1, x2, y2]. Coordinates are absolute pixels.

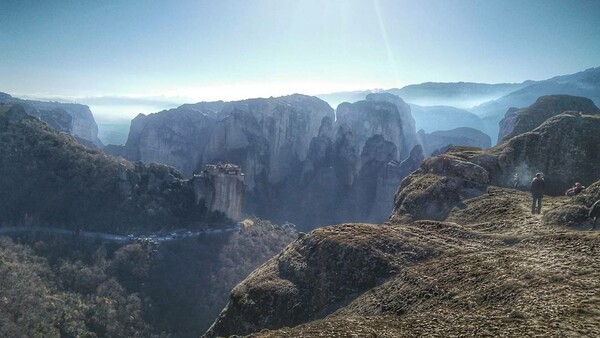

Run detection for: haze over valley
[[1, 1, 600, 337]]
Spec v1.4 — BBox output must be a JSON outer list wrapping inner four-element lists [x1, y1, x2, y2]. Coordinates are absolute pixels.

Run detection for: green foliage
[[0, 237, 166, 337], [0, 219, 296, 337], [0, 107, 228, 232]]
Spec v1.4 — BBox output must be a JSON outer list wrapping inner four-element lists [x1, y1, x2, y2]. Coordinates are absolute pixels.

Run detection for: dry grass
[[242, 186, 600, 337]]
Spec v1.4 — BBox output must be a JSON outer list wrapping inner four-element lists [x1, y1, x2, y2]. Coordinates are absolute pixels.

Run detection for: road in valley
[[0, 224, 242, 243]]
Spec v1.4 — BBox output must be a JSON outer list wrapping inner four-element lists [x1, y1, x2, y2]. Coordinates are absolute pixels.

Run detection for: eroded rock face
[[116, 93, 421, 229], [497, 107, 519, 143], [543, 179, 600, 227], [204, 95, 600, 338], [481, 112, 600, 194], [0, 106, 228, 231], [417, 127, 491, 156], [192, 164, 245, 221], [0, 93, 103, 147], [279, 97, 422, 227], [366, 93, 417, 155], [123, 102, 224, 176], [336, 100, 407, 161], [390, 155, 490, 223], [204, 223, 438, 337], [497, 95, 600, 142], [204, 95, 333, 189]]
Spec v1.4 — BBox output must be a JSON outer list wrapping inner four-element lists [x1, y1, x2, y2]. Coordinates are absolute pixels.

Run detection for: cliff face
[[497, 95, 600, 142], [417, 127, 492, 156], [116, 93, 421, 229], [204, 94, 333, 190], [279, 97, 421, 227], [365, 93, 417, 156], [192, 164, 245, 221], [484, 112, 600, 194], [0, 92, 102, 147], [0, 104, 229, 232], [336, 100, 406, 161], [205, 97, 600, 338], [123, 102, 224, 176], [392, 110, 600, 222]]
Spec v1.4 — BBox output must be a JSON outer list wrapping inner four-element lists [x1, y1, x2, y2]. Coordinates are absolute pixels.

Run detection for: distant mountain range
[[317, 67, 600, 143]]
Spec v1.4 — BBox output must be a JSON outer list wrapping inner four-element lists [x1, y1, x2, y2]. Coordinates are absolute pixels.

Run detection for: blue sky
[[1, 0, 599, 114]]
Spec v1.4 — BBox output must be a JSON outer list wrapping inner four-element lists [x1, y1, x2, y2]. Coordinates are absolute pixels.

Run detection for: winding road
[[0, 224, 242, 243]]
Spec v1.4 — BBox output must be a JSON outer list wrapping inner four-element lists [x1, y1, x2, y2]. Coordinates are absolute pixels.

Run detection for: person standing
[[530, 173, 545, 214], [590, 200, 600, 230]]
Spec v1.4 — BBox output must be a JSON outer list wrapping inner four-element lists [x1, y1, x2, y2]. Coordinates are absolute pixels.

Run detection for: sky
[[1, 0, 599, 119]]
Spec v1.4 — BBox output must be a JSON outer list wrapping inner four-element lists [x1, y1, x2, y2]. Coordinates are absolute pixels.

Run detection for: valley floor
[[241, 187, 600, 337]]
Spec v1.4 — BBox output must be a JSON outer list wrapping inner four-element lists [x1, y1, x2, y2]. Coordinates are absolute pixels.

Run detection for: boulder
[[497, 95, 600, 142]]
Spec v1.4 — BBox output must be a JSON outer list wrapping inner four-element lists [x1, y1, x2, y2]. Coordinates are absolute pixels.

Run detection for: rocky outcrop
[[543, 179, 600, 227], [192, 163, 245, 221], [278, 97, 421, 227], [121, 102, 224, 176], [390, 153, 490, 223], [480, 111, 600, 194], [497, 107, 519, 143], [204, 94, 333, 189], [368, 144, 424, 223], [205, 101, 600, 336], [336, 100, 407, 161], [417, 127, 491, 156], [0, 92, 103, 147], [365, 93, 417, 155], [473, 67, 600, 141], [115, 93, 422, 229], [391, 109, 600, 223], [0, 104, 230, 232], [497, 95, 600, 142], [204, 223, 440, 337]]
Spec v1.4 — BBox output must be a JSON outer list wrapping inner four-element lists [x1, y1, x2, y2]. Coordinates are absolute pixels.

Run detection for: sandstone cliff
[[277, 97, 421, 227]]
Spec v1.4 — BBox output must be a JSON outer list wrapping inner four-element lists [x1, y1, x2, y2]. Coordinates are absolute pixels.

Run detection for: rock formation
[[417, 127, 491, 156], [473, 67, 600, 141], [203, 94, 333, 189], [336, 100, 407, 161], [0, 92, 103, 147], [114, 93, 422, 229], [122, 102, 224, 176], [497, 95, 600, 142], [192, 163, 245, 221], [204, 96, 600, 338], [0, 104, 235, 232], [365, 93, 417, 155]]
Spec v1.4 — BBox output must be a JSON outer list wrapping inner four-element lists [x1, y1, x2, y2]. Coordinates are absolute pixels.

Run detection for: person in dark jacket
[[530, 173, 545, 214], [590, 200, 600, 230]]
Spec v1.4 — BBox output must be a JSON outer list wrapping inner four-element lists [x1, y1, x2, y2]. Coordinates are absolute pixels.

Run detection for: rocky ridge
[[204, 94, 600, 337], [497, 95, 600, 142], [0, 104, 230, 232], [0, 92, 103, 147], [113, 94, 426, 228]]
